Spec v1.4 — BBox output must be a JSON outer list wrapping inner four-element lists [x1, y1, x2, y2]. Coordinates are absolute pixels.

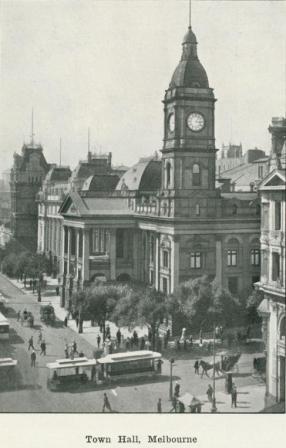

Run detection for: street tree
[[170, 275, 241, 334], [86, 282, 125, 339], [113, 284, 169, 349]]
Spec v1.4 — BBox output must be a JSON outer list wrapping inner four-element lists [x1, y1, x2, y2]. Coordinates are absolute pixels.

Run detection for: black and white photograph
[[0, 0, 285, 421]]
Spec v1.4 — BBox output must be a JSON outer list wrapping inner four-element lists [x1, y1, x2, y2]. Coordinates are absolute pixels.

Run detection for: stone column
[[67, 227, 71, 276], [132, 230, 139, 281], [75, 228, 80, 280], [109, 229, 116, 281], [155, 233, 160, 290], [82, 228, 90, 284], [215, 237, 223, 287], [170, 235, 179, 293]]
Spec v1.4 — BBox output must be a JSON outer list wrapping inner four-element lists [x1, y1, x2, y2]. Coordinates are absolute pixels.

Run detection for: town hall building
[[58, 22, 261, 307]]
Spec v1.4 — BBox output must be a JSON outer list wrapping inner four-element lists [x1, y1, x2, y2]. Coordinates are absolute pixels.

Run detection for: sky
[[0, 0, 285, 174]]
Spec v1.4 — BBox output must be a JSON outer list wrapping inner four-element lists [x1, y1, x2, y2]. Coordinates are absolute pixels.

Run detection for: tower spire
[[59, 138, 62, 167], [30, 108, 35, 146], [189, 0, 192, 28]]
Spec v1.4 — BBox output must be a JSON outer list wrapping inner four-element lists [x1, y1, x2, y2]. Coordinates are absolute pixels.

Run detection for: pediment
[[259, 170, 286, 190]]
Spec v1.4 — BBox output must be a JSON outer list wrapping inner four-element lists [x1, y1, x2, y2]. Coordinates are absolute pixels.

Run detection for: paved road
[[0, 273, 265, 413]]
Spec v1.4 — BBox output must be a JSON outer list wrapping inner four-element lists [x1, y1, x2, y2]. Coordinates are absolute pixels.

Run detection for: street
[[0, 273, 265, 413]]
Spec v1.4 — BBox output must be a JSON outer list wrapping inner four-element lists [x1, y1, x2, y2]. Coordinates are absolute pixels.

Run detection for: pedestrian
[[17, 310, 21, 322], [174, 382, 180, 398], [231, 384, 237, 408], [133, 330, 138, 347], [97, 334, 101, 348], [206, 384, 213, 402], [116, 329, 122, 347], [140, 337, 146, 350], [28, 336, 34, 351], [176, 338, 180, 351], [75, 316, 79, 328], [64, 344, 69, 358], [31, 350, 36, 367], [102, 393, 112, 412], [64, 316, 68, 327], [170, 397, 177, 413], [73, 340, 77, 354], [194, 360, 199, 375], [56, 286, 60, 295], [253, 357, 257, 372], [106, 325, 111, 339], [157, 359, 163, 373], [79, 350, 85, 357], [157, 398, 162, 413], [40, 340, 46, 356], [166, 328, 171, 342]]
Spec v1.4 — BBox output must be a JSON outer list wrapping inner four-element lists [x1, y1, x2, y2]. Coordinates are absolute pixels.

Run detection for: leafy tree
[[113, 284, 169, 349], [246, 289, 263, 325], [86, 282, 125, 339], [170, 275, 241, 334], [1, 253, 18, 277]]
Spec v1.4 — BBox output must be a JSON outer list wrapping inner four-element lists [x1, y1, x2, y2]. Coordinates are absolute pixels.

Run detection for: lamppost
[[169, 358, 175, 400], [211, 325, 217, 413]]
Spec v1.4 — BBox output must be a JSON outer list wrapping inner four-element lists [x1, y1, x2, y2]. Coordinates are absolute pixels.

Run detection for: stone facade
[[10, 142, 49, 251], [257, 119, 286, 408], [57, 24, 260, 308]]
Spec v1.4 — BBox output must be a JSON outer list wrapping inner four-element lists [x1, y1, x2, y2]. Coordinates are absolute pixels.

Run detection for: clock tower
[[160, 24, 217, 218]]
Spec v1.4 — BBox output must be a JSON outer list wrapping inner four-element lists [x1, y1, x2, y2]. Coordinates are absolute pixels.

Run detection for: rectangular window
[[150, 270, 154, 285], [116, 229, 124, 258], [228, 277, 238, 295], [275, 202, 281, 230], [251, 249, 260, 266], [162, 277, 168, 294], [227, 249, 237, 266], [163, 250, 169, 268], [190, 252, 202, 269], [272, 252, 280, 281], [258, 165, 263, 178]]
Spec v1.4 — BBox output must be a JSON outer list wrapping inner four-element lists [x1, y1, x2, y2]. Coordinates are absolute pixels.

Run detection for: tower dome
[[170, 26, 209, 89]]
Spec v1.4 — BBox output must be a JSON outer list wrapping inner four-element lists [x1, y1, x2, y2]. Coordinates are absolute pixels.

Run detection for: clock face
[[168, 113, 175, 132], [187, 113, 205, 131]]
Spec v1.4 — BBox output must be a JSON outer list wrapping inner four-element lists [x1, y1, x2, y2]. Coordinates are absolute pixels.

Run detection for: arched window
[[195, 204, 200, 216], [166, 162, 171, 187], [227, 238, 239, 267], [192, 164, 201, 186]]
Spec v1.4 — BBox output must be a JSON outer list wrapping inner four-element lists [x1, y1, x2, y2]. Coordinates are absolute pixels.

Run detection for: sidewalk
[[196, 383, 265, 413], [5, 275, 149, 349]]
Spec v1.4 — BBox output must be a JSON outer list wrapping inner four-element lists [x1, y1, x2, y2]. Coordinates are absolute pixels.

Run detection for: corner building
[[59, 25, 260, 307]]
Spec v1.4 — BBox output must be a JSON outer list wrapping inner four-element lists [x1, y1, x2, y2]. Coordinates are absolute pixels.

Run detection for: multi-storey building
[[37, 166, 71, 274], [10, 140, 49, 251], [37, 151, 124, 277], [258, 117, 286, 410], [58, 22, 260, 308]]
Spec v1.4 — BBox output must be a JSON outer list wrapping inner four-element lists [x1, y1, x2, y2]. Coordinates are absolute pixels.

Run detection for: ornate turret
[[170, 26, 209, 89]]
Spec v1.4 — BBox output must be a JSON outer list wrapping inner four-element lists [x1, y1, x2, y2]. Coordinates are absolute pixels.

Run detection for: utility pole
[[211, 325, 217, 412]]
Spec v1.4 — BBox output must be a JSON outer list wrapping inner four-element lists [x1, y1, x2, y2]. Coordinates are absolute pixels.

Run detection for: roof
[[170, 26, 209, 89], [44, 166, 71, 183], [116, 158, 161, 192], [97, 350, 162, 364], [218, 161, 268, 191], [47, 357, 97, 370], [81, 174, 119, 192], [59, 190, 130, 217], [221, 192, 258, 201], [258, 169, 286, 190]]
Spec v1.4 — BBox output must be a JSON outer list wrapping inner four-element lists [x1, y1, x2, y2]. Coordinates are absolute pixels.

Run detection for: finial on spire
[[30, 108, 35, 145], [88, 127, 90, 153], [189, 0, 192, 28]]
